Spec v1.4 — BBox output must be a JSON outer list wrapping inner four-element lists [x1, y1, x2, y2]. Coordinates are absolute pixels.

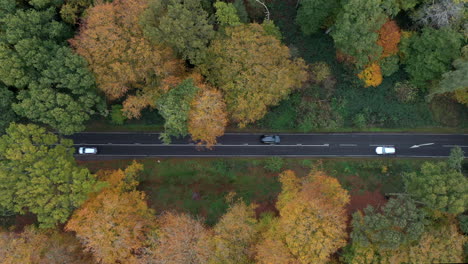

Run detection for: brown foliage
[[70, 0, 184, 118], [377, 20, 401, 58], [0, 226, 94, 264], [149, 212, 212, 264], [188, 88, 228, 148]]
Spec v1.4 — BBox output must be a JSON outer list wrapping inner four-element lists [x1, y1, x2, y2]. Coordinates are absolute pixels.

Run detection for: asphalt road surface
[[68, 132, 468, 160]]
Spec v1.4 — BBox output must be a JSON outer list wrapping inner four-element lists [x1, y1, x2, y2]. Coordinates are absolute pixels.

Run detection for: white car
[[375, 146, 395, 155], [78, 147, 98, 155]]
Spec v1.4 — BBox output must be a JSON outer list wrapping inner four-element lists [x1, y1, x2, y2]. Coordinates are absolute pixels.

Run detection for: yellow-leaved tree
[[256, 170, 350, 264], [201, 23, 308, 127], [209, 198, 258, 264]]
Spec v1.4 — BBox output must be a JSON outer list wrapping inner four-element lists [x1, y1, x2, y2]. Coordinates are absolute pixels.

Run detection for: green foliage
[[141, 0, 215, 65], [157, 79, 199, 143], [0, 84, 16, 133], [296, 0, 339, 35], [404, 161, 467, 214], [110, 105, 126, 125], [393, 81, 418, 103], [0, 4, 104, 134], [400, 27, 463, 87], [431, 54, 468, 100], [233, 0, 249, 23], [0, 123, 101, 228], [353, 113, 366, 129], [380, 55, 399, 77], [458, 215, 468, 234], [351, 196, 427, 250], [214, 1, 241, 26], [332, 0, 386, 68], [380, 0, 420, 17], [28, 0, 64, 9], [60, 0, 93, 24], [261, 20, 282, 40], [447, 146, 464, 173], [263, 157, 284, 173]]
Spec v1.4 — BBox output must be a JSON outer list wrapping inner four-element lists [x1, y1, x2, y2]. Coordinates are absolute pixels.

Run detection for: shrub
[[358, 63, 383, 87], [110, 104, 126, 125], [353, 113, 367, 128], [310, 61, 332, 83], [394, 81, 418, 103], [264, 157, 284, 173]]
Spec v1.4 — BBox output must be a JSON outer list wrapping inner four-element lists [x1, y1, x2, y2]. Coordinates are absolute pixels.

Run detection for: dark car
[[260, 135, 280, 144]]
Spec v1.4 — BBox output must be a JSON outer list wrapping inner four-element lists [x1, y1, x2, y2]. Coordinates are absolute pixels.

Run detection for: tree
[[296, 0, 339, 35], [400, 27, 462, 87], [148, 212, 212, 263], [140, 0, 215, 65], [447, 146, 465, 172], [0, 84, 15, 133], [201, 23, 308, 127], [377, 20, 401, 58], [210, 199, 258, 264], [345, 223, 466, 264], [0, 226, 94, 264], [0, 5, 104, 134], [0, 123, 101, 228], [412, 0, 465, 29], [70, 0, 185, 118], [404, 161, 467, 214], [430, 48, 468, 105], [213, 1, 241, 27], [350, 196, 427, 251], [358, 63, 383, 87], [233, 0, 249, 23], [11, 45, 105, 135], [157, 78, 199, 143], [257, 170, 349, 264], [380, 0, 421, 17], [66, 163, 156, 264], [188, 88, 228, 148], [332, 0, 386, 68]]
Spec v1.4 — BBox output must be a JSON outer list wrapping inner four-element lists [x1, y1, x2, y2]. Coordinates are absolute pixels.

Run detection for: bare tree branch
[[255, 0, 270, 21]]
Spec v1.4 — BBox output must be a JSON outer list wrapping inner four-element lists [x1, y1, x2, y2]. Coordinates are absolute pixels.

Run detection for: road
[[68, 132, 468, 160]]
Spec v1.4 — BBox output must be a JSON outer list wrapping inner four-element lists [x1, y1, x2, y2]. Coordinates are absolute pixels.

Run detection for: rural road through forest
[[68, 132, 468, 160]]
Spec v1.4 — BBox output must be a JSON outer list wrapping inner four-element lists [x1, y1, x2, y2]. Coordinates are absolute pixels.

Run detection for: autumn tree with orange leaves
[[65, 162, 156, 264], [256, 170, 350, 264], [188, 88, 228, 148], [377, 20, 401, 58], [70, 0, 184, 119]]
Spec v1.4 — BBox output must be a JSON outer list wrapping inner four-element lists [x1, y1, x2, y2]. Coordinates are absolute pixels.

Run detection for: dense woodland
[[0, 0, 467, 263]]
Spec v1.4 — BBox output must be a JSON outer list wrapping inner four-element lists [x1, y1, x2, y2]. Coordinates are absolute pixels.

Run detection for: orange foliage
[[70, 0, 184, 118], [66, 162, 155, 264], [358, 63, 383, 87], [188, 88, 228, 148], [377, 20, 401, 58]]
